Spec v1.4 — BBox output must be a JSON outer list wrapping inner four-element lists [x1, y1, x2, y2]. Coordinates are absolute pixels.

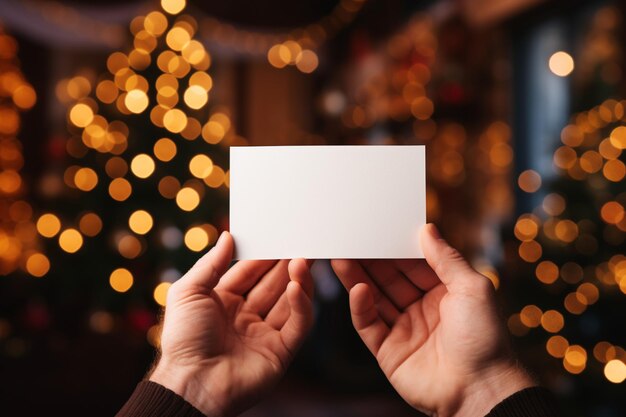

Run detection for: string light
[[0, 27, 41, 276], [153, 282, 171, 306], [198, 0, 369, 73], [549, 51, 575, 77], [41, 0, 239, 324], [109, 268, 133, 293], [513, 98, 626, 381]]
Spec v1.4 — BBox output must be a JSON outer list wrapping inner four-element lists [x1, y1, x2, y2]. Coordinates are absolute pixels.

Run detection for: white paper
[[229, 146, 426, 260]]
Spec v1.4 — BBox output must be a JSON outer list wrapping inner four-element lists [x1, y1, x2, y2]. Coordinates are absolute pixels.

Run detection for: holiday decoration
[[505, 7, 626, 412], [34, 0, 236, 322], [509, 98, 626, 384], [0, 26, 42, 277]]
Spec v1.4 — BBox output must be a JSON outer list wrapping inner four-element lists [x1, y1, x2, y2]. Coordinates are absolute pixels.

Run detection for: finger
[[359, 259, 422, 310], [419, 224, 482, 290], [280, 281, 314, 356], [244, 260, 290, 317], [288, 259, 314, 299], [174, 231, 233, 294], [349, 283, 390, 356], [215, 259, 277, 294], [265, 293, 290, 330], [331, 259, 400, 326], [394, 259, 441, 292], [266, 259, 315, 329]]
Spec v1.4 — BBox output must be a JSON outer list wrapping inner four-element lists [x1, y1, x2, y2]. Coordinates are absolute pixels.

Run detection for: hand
[[331, 224, 535, 417], [149, 232, 314, 417]]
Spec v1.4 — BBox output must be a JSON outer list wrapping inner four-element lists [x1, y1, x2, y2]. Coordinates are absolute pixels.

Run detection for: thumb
[[419, 224, 480, 289], [174, 231, 234, 294]]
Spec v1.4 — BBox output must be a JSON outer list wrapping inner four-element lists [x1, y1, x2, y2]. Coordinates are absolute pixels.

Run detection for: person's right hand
[[331, 224, 535, 417], [149, 232, 314, 417]]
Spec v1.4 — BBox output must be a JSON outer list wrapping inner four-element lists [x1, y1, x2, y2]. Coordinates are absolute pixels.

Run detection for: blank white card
[[229, 146, 425, 260]]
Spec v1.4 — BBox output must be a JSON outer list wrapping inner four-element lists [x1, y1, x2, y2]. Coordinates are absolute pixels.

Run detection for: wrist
[[149, 359, 224, 417], [450, 360, 536, 417]]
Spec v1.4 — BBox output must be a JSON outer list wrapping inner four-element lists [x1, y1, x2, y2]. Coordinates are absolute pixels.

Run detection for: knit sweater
[[117, 382, 559, 417]]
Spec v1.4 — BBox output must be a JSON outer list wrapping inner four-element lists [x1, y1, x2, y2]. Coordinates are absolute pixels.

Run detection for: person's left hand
[[149, 231, 314, 417]]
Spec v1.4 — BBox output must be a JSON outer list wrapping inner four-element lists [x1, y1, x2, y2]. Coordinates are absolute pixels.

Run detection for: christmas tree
[[33, 0, 237, 339], [0, 25, 40, 277], [506, 6, 626, 412]]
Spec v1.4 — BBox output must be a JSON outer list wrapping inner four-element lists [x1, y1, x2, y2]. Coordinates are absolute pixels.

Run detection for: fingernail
[[429, 223, 441, 239]]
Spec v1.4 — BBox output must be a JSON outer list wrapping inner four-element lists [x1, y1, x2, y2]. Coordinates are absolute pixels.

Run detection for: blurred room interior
[[0, 0, 625, 415]]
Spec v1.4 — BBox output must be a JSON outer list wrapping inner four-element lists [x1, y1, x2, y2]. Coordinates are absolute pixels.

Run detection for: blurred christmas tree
[[0, 26, 40, 276], [506, 5, 626, 413], [33, 0, 238, 338]]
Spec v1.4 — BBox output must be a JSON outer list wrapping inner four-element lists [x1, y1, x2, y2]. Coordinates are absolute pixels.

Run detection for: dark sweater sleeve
[[485, 387, 560, 417], [116, 381, 206, 417]]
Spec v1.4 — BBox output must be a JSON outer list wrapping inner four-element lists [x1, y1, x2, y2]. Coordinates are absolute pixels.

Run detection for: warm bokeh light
[[518, 240, 542, 263], [25, 253, 50, 277], [184, 226, 209, 251], [96, 80, 118, 104], [153, 137, 177, 162], [514, 217, 539, 241], [166, 27, 191, 51], [554, 146, 577, 169], [58, 228, 84, 253], [549, 51, 574, 77], [610, 126, 626, 149], [144, 11, 168, 36], [267, 44, 290, 69], [128, 210, 153, 235], [577, 282, 599, 304], [130, 154, 156, 179], [541, 310, 565, 333], [604, 359, 626, 383], [603, 159, 626, 182], [546, 335, 569, 358], [564, 292, 587, 315], [189, 154, 213, 178], [202, 120, 226, 144], [12, 85, 37, 110], [163, 108, 187, 133], [105, 157, 129, 178], [535, 260, 559, 284], [74, 167, 98, 192], [296, 49, 319, 73], [518, 169, 542, 193], [594, 341, 613, 363], [175, 187, 200, 211], [147, 323, 162, 347], [69, 103, 94, 127], [125, 89, 149, 114], [563, 345, 587, 374], [189, 71, 212, 90], [36, 213, 61, 238], [161, 0, 186, 15], [109, 178, 133, 201], [153, 282, 171, 306], [601, 201, 624, 224], [183, 85, 208, 109], [204, 165, 225, 188], [117, 234, 142, 259], [555, 219, 578, 242], [158, 176, 181, 199], [520, 305, 542, 327], [79, 212, 103, 237], [109, 268, 134, 293]]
